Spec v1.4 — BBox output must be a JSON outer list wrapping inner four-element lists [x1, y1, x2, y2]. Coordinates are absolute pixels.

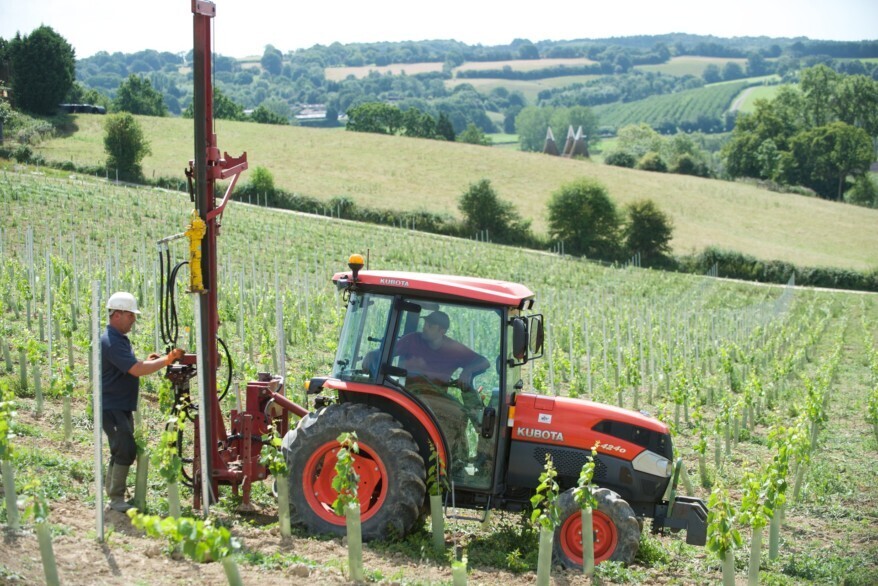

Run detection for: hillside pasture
[[445, 74, 601, 103], [323, 61, 445, 81], [453, 56, 597, 74], [634, 56, 749, 76], [32, 114, 878, 271]]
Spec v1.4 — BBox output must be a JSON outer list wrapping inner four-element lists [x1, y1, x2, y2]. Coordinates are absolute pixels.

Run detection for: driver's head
[[422, 311, 449, 344]]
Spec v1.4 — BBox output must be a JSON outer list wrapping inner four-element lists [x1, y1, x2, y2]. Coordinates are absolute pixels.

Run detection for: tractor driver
[[392, 310, 491, 475], [101, 291, 184, 512]]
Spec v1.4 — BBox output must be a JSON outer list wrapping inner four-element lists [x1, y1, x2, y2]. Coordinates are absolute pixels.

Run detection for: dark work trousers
[[102, 410, 137, 467]]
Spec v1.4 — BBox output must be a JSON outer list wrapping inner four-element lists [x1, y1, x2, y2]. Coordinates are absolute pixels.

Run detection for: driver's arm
[[459, 355, 490, 387]]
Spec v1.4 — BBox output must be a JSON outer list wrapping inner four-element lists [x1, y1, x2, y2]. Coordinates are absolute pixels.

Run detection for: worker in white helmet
[[101, 291, 184, 512]]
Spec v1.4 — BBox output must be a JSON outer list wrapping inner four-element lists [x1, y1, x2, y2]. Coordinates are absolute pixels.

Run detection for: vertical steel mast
[[190, 0, 248, 511]]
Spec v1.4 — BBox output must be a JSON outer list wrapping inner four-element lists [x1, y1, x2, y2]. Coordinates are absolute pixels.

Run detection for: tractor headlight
[[632, 450, 671, 478]]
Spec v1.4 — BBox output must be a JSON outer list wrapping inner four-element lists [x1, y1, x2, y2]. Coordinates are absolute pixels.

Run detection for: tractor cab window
[[388, 299, 502, 490], [332, 292, 393, 383]]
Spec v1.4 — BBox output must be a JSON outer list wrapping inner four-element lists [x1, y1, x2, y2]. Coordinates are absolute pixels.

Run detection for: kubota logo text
[[379, 278, 409, 287], [516, 427, 564, 442]]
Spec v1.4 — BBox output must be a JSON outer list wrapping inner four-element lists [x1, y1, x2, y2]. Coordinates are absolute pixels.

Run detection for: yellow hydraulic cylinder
[[185, 211, 207, 292]]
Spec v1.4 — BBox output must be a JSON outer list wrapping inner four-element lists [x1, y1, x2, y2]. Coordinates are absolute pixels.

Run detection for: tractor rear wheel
[[281, 402, 426, 540], [554, 487, 641, 568]]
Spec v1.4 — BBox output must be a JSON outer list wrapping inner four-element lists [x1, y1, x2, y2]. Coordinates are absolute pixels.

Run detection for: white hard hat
[[107, 291, 141, 314]]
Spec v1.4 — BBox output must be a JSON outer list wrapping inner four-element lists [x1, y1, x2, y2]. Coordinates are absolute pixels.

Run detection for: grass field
[[324, 61, 445, 81], [32, 113, 878, 272], [634, 56, 749, 77]]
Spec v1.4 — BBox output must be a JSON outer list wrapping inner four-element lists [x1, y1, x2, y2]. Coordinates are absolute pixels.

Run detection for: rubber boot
[[108, 464, 133, 512], [105, 465, 114, 499]]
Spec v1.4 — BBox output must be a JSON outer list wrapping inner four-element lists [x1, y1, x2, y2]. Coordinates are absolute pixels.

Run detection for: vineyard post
[[573, 443, 599, 578], [427, 443, 446, 552], [92, 281, 105, 542], [46, 248, 55, 394], [133, 403, 149, 511], [584, 319, 592, 395], [333, 432, 364, 583], [1, 338, 11, 372], [531, 454, 559, 586], [1, 381, 19, 531]]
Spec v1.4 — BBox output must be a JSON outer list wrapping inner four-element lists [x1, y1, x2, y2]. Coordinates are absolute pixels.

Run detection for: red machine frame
[[179, 0, 307, 512]]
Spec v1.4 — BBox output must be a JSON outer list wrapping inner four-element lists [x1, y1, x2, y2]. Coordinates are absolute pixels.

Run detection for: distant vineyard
[[594, 81, 749, 133]]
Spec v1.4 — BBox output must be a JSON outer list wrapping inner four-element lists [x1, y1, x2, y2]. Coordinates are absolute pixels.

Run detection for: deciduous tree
[[623, 199, 674, 266], [113, 75, 167, 116], [547, 178, 621, 260], [103, 112, 151, 182]]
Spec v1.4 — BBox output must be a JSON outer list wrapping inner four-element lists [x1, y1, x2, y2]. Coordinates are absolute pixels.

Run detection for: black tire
[[281, 402, 426, 540], [554, 487, 641, 568]]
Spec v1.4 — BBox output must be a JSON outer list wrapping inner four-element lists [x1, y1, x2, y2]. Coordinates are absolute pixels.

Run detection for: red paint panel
[[511, 393, 670, 461], [332, 270, 535, 306]]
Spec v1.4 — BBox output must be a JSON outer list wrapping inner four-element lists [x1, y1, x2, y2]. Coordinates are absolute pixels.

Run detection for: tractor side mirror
[[511, 318, 528, 360], [528, 315, 545, 357], [509, 314, 544, 366]]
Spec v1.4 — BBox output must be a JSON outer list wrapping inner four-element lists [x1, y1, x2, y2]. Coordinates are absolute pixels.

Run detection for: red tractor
[[280, 255, 708, 567], [178, 2, 705, 567]]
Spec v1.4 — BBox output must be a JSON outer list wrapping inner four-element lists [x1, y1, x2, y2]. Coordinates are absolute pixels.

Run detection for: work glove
[[147, 352, 161, 361], [165, 348, 185, 365]]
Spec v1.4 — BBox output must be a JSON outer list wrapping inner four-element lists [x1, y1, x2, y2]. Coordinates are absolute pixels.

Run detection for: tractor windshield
[[332, 292, 393, 382]]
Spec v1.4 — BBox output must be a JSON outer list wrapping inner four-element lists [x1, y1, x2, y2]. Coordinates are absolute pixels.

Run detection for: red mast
[[190, 0, 248, 511]]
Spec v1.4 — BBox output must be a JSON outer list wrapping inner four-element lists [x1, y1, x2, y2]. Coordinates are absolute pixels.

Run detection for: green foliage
[[529, 454, 560, 530], [457, 179, 532, 245], [457, 122, 492, 146], [572, 443, 599, 510], [782, 121, 873, 200], [706, 483, 742, 559], [113, 75, 167, 116], [622, 199, 674, 266], [103, 112, 152, 181], [426, 442, 447, 497], [258, 424, 289, 476], [0, 380, 15, 460], [6, 26, 76, 116], [723, 66, 878, 200], [844, 173, 878, 208], [249, 105, 288, 125], [181, 86, 245, 121], [636, 151, 667, 172], [128, 510, 241, 562], [152, 414, 183, 484], [247, 165, 276, 196], [346, 103, 403, 135], [546, 178, 622, 260], [593, 82, 744, 133], [604, 150, 637, 168], [331, 431, 359, 515], [22, 478, 50, 524]]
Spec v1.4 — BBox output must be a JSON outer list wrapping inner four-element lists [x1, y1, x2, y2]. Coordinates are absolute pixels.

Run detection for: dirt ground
[[0, 400, 625, 586], [0, 499, 617, 586]]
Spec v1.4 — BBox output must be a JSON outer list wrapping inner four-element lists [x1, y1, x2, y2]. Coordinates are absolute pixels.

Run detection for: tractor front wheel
[[554, 487, 641, 568], [281, 402, 426, 540]]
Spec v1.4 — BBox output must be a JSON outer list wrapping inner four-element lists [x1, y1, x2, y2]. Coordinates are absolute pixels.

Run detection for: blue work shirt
[[101, 324, 139, 411]]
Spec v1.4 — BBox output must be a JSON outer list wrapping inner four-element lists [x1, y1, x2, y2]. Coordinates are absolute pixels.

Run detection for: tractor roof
[[332, 270, 536, 308]]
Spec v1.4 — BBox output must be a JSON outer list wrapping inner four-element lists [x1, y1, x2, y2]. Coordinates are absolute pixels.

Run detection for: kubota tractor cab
[[282, 255, 708, 566]]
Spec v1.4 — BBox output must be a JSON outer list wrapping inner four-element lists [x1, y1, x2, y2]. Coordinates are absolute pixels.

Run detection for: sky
[[1, 0, 876, 60]]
